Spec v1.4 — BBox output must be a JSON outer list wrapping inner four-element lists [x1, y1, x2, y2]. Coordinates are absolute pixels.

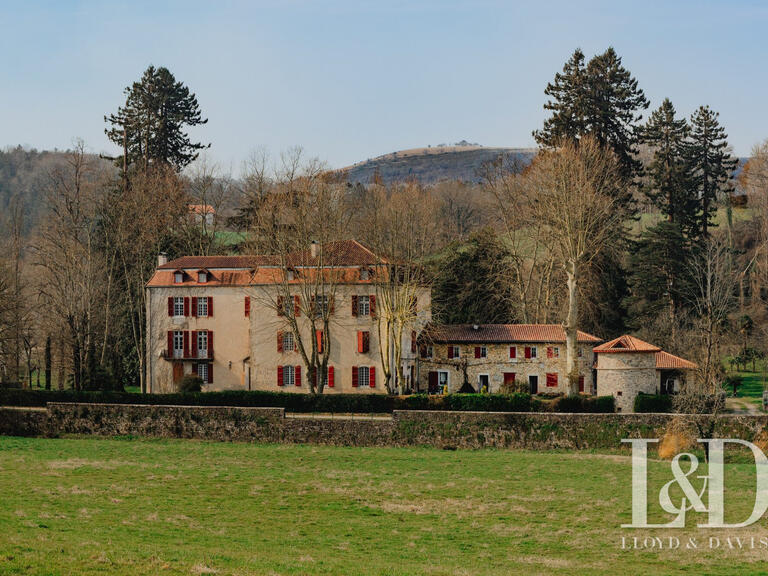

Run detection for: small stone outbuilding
[[594, 335, 696, 412]]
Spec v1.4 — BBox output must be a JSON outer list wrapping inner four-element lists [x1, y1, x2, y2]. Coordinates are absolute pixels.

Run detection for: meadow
[[0, 436, 766, 575]]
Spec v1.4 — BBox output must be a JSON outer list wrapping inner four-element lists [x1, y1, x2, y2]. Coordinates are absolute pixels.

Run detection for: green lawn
[[0, 437, 766, 575]]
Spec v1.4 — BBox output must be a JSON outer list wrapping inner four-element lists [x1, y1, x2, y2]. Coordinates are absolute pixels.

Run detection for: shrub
[[548, 394, 615, 413], [178, 375, 204, 393], [634, 393, 673, 413]]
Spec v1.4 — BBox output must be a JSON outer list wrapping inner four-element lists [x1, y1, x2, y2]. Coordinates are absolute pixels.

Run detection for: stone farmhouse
[[416, 324, 601, 395], [145, 241, 696, 412], [145, 240, 431, 394]]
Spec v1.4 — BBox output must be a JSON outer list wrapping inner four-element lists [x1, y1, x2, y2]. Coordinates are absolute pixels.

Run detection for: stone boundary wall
[[2, 403, 768, 450]]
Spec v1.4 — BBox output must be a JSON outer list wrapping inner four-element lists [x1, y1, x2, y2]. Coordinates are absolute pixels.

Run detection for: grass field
[[1, 437, 766, 575]]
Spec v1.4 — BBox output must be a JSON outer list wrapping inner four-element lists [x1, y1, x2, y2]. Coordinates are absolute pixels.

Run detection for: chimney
[[472, 324, 479, 331], [158, 253, 168, 267], [310, 240, 318, 259]]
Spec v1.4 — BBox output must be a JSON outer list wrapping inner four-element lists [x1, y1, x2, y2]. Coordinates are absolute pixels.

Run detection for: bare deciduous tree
[[524, 137, 627, 393]]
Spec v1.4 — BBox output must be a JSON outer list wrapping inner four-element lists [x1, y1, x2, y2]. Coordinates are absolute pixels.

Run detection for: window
[[547, 346, 560, 358], [426, 346, 433, 358], [358, 366, 370, 387], [174, 272, 183, 284], [286, 270, 295, 281], [448, 346, 460, 359], [197, 363, 208, 383], [357, 331, 370, 354], [479, 346, 487, 358], [173, 297, 184, 317], [509, 346, 517, 360], [358, 295, 370, 316], [173, 331, 183, 358], [360, 269, 369, 281], [198, 271, 207, 283], [578, 347, 583, 357], [197, 297, 208, 317], [283, 332, 295, 352], [314, 295, 330, 318], [197, 331, 208, 358], [530, 346, 537, 359], [282, 365, 295, 387]]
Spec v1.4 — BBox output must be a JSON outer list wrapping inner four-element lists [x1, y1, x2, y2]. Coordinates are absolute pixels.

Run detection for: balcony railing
[[163, 349, 213, 361]]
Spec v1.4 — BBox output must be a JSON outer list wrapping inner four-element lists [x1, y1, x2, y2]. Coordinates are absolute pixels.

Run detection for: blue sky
[[1, 0, 766, 172]]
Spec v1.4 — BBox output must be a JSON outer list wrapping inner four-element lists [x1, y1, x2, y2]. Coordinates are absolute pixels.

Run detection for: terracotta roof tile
[[423, 324, 601, 344], [158, 255, 277, 269], [655, 350, 697, 370], [593, 334, 661, 353]]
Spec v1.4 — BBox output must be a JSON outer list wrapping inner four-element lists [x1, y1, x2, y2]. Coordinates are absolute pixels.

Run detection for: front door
[[529, 375, 538, 395], [428, 371, 438, 394], [478, 374, 490, 393], [172, 362, 183, 383]]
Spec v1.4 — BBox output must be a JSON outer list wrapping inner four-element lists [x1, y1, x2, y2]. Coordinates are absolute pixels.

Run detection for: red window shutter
[[503, 372, 516, 385], [183, 331, 190, 358], [295, 365, 302, 387], [546, 373, 557, 387], [277, 296, 284, 316], [509, 346, 517, 359], [277, 365, 284, 386], [277, 331, 283, 353], [411, 331, 417, 354], [192, 331, 198, 357], [578, 375, 585, 393], [208, 297, 213, 317], [208, 331, 213, 358], [330, 296, 335, 315], [428, 371, 438, 391], [352, 295, 358, 317], [316, 330, 323, 354], [208, 364, 213, 384], [352, 366, 359, 387], [363, 332, 370, 353], [294, 295, 300, 317], [369, 295, 376, 318], [328, 366, 335, 388], [191, 297, 198, 317], [184, 297, 190, 317], [369, 366, 376, 388], [357, 331, 364, 354], [525, 346, 531, 359], [192, 363, 198, 375], [167, 331, 173, 356], [448, 346, 454, 359], [245, 296, 250, 317], [474, 347, 481, 359], [547, 346, 553, 359], [167, 297, 173, 316]]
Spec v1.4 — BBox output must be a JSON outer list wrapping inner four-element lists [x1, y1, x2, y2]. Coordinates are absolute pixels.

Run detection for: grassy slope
[[0, 437, 766, 575]]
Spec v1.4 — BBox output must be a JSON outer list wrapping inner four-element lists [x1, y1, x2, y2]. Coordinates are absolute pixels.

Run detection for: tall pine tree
[[534, 47, 649, 195], [105, 65, 209, 172], [686, 105, 737, 237], [641, 98, 698, 235]]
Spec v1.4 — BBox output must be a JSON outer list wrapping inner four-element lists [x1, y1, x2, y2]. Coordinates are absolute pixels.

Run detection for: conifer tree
[[641, 98, 697, 235], [534, 47, 649, 193], [686, 106, 737, 237], [105, 65, 209, 172]]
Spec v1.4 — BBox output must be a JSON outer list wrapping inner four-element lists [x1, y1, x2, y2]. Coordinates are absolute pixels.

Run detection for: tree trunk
[[564, 259, 579, 395], [45, 336, 52, 391]]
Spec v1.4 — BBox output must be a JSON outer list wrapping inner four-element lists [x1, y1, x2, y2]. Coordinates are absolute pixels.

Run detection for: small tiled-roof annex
[[655, 350, 697, 370], [423, 324, 602, 344]]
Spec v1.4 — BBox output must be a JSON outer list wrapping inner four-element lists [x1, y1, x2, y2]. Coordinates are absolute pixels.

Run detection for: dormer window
[[287, 269, 295, 281], [360, 268, 369, 281], [198, 271, 208, 283], [174, 272, 183, 284]]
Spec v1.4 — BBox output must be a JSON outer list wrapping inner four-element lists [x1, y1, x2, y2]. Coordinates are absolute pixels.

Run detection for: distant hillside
[[338, 145, 537, 185]]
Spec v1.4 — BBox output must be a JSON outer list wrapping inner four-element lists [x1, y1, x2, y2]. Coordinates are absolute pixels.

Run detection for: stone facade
[[418, 341, 596, 395], [595, 351, 657, 412]]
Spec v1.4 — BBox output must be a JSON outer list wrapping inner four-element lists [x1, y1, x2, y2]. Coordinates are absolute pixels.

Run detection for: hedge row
[[634, 393, 673, 413], [0, 389, 615, 414]]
